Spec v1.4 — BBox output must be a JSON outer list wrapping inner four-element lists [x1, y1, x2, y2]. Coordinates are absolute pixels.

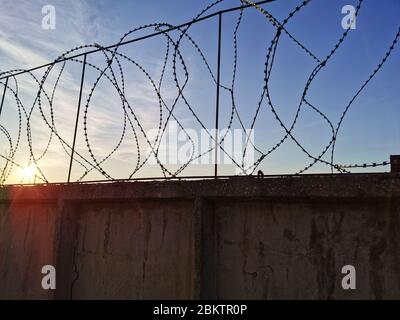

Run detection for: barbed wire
[[0, 0, 397, 184]]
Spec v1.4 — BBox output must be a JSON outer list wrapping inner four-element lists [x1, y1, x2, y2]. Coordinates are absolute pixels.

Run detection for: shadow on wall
[[0, 174, 400, 299]]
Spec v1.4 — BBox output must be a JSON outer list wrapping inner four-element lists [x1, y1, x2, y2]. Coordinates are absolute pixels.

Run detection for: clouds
[[0, 37, 48, 68], [0, 0, 105, 182], [0, 0, 102, 71], [0, 0, 223, 182]]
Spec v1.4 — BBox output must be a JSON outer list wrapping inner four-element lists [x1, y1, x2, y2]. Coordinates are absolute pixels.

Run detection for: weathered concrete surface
[[0, 173, 400, 299], [0, 201, 57, 299], [55, 200, 195, 299], [215, 199, 400, 299]]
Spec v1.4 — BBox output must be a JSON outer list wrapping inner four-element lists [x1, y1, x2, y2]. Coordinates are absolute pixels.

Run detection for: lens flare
[[22, 164, 37, 182]]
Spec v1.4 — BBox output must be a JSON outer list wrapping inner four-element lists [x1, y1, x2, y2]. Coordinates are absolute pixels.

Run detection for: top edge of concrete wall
[[1, 173, 400, 202]]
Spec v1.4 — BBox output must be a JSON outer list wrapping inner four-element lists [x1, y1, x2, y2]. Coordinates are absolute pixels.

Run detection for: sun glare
[[22, 164, 37, 182]]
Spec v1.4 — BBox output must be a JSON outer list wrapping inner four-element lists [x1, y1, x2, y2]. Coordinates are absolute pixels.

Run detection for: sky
[[0, 0, 399, 183]]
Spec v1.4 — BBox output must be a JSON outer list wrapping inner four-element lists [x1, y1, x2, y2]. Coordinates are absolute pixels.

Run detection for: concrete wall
[[0, 173, 400, 299]]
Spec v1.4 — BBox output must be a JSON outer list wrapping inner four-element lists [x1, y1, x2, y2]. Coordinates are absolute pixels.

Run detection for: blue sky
[[0, 0, 399, 182]]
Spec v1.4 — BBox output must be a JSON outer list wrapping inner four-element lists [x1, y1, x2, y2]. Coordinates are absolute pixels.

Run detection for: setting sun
[[22, 164, 37, 182]]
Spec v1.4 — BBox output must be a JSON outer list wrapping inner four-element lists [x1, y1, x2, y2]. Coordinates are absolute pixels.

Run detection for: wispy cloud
[[0, 0, 102, 71]]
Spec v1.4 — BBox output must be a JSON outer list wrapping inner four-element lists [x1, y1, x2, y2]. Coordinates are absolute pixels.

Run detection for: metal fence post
[[68, 54, 87, 183], [214, 13, 222, 178], [0, 77, 9, 119]]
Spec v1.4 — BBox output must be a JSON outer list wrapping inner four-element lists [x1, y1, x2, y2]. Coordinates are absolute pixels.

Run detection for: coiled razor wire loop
[[0, 0, 398, 184]]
